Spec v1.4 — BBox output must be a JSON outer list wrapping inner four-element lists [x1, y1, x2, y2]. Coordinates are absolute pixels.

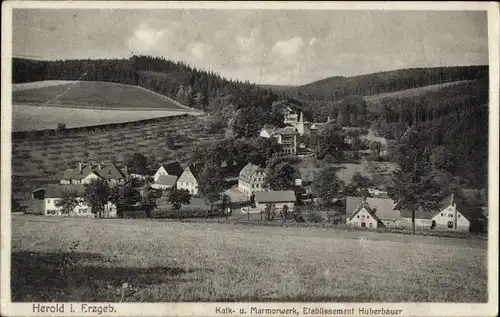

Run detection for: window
[[447, 221, 454, 229], [367, 216, 370, 219], [361, 222, 366, 228], [357, 215, 360, 218], [458, 215, 461, 218], [369, 223, 373, 228], [441, 213, 444, 216], [47, 199, 51, 203], [449, 214, 453, 218]]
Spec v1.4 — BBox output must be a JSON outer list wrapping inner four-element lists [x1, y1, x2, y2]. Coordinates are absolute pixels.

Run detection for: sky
[[12, 9, 489, 85]]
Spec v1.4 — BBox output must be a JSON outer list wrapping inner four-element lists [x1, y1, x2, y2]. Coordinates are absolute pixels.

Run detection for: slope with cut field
[[364, 80, 473, 113], [12, 80, 192, 111]]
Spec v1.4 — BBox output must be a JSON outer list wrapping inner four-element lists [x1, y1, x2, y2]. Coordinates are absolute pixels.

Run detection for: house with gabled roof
[[238, 163, 266, 198], [254, 190, 296, 212], [150, 175, 178, 190], [60, 162, 127, 185], [259, 126, 299, 155], [430, 194, 485, 232], [177, 164, 203, 195], [32, 184, 116, 217], [153, 161, 183, 182], [346, 196, 402, 228]]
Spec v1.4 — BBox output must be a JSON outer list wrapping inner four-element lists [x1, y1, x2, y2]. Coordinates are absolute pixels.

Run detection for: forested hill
[[270, 66, 488, 102], [12, 56, 311, 136]]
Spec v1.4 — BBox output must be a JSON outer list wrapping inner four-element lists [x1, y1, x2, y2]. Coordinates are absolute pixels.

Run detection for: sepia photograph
[[1, 1, 498, 316]]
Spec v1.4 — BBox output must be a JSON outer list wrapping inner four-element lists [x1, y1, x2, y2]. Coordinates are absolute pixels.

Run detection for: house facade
[[153, 161, 183, 182], [431, 195, 471, 231], [346, 196, 402, 228], [177, 164, 202, 195], [254, 190, 296, 212], [32, 184, 116, 217], [60, 162, 127, 185], [238, 163, 267, 198], [346, 201, 380, 228], [283, 107, 299, 125]]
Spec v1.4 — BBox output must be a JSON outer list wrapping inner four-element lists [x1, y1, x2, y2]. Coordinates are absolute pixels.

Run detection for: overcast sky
[[13, 9, 488, 85]]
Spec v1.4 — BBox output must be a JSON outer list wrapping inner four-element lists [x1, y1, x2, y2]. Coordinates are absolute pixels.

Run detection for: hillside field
[[363, 80, 473, 113], [11, 115, 222, 200], [12, 104, 190, 132], [11, 215, 487, 302], [12, 81, 192, 111]]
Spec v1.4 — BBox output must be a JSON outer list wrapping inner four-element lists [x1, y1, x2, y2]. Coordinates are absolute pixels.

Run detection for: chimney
[[327, 116, 331, 123], [124, 166, 128, 174], [78, 162, 82, 173], [299, 112, 303, 123], [450, 194, 454, 206], [98, 163, 102, 171]]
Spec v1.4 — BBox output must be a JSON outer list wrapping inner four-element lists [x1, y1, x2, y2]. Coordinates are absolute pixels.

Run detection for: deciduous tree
[[312, 166, 344, 205], [83, 179, 111, 218], [55, 189, 80, 215]]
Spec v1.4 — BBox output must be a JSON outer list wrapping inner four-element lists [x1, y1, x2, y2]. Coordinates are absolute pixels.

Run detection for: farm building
[[177, 164, 203, 195], [254, 190, 297, 212], [346, 196, 401, 228], [60, 162, 127, 185], [31, 184, 116, 217], [150, 175, 178, 190], [238, 163, 267, 198], [430, 194, 485, 232], [153, 161, 183, 182]]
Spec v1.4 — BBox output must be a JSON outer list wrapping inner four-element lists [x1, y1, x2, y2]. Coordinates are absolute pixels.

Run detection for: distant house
[[153, 161, 183, 182], [254, 190, 296, 212], [177, 164, 203, 195], [150, 175, 178, 190], [260, 126, 299, 155], [430, 194, 485, 232], [60, 162, 127, 185], [32, 184, 116, 217], [238, 163, 267, 198], [346, 196, 401, 228], [283, 106, 299, 125]]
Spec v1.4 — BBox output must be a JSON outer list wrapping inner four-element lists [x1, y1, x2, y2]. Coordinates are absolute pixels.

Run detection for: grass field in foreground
[[12, 81, 189, 111], [11, 215, 487, 302]]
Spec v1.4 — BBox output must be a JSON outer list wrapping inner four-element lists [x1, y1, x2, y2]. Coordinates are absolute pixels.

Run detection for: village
[[26, 106, 486, 233]]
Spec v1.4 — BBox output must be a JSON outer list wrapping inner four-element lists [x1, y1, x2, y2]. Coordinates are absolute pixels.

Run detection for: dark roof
[[159, 161, 183, 177], [239, 163, 266, 182], [188, 163, 204, 180], [61, 162, 126, 181], [254, 190, 296, 203], [365, 197, 400, 221], [400, 208, 435, 219], [33, 184, 86, 198], [346, 196, 364, 217], [154, 175, 178, 186]]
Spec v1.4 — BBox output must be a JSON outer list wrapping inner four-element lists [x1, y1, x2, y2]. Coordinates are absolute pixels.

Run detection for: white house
[[150, 175, 178, 190], [153, 161, 183, 182], [346, 196, 402, 228], [60, 162, 127, 185], [177, 164, 202, 195], [254, 190, 296, 213], [346, 201, 380, 228], [260, 126, 299, 155], [430, 194, 473, 232], [32, 184, 116, 218], [238, 163, 267, 198]]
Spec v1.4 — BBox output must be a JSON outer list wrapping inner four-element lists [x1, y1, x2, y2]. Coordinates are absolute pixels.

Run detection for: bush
[[306, 210, 324, 223]]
